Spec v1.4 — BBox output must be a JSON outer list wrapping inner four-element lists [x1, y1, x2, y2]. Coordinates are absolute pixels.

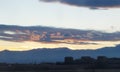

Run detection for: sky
[[0, 0, 120, 32], [0, 0, 120, 51], [1, 40, 120, 51]]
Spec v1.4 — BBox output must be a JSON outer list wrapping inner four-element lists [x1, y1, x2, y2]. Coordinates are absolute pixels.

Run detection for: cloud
[[40, 0, 120, 9]]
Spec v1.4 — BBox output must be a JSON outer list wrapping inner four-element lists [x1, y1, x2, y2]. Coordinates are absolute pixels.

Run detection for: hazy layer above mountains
[[1, 40, 120, 51], [0, 44, 120, 63]]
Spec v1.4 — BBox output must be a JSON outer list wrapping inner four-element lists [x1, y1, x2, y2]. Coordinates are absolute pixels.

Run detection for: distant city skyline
[[0, 0, 120, 32]]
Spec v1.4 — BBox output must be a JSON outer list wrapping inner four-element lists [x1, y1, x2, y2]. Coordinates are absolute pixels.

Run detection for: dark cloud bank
[[40, 0, 120, 9], [0, 25, 120, 42]]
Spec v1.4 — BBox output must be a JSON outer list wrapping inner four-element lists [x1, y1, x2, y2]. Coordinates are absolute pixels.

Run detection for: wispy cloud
[[40, 0, 120, 9]]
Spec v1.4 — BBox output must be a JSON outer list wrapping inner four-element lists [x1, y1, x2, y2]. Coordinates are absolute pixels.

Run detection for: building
[[64, 57, 74, 64]]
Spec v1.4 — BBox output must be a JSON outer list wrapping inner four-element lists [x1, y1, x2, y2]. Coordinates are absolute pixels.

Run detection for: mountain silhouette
[[0, 45, 120, 63]]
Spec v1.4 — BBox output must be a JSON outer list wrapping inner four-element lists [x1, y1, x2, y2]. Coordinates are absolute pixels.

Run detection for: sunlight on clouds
[[4, 31, 16, 35]]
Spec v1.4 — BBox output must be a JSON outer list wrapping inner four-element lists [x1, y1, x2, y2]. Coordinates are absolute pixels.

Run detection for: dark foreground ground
[[0, 64, 120, 72], [0, 69, 120, 72]]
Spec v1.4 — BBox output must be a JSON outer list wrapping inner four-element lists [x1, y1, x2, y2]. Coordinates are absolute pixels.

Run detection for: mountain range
[[0, 44, 120, 63]]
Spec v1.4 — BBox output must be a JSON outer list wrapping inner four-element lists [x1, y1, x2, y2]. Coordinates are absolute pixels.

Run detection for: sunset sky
[[0, 0, 120, 51], [0, 40, 120, 51], [0, 0, 120, 32]]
